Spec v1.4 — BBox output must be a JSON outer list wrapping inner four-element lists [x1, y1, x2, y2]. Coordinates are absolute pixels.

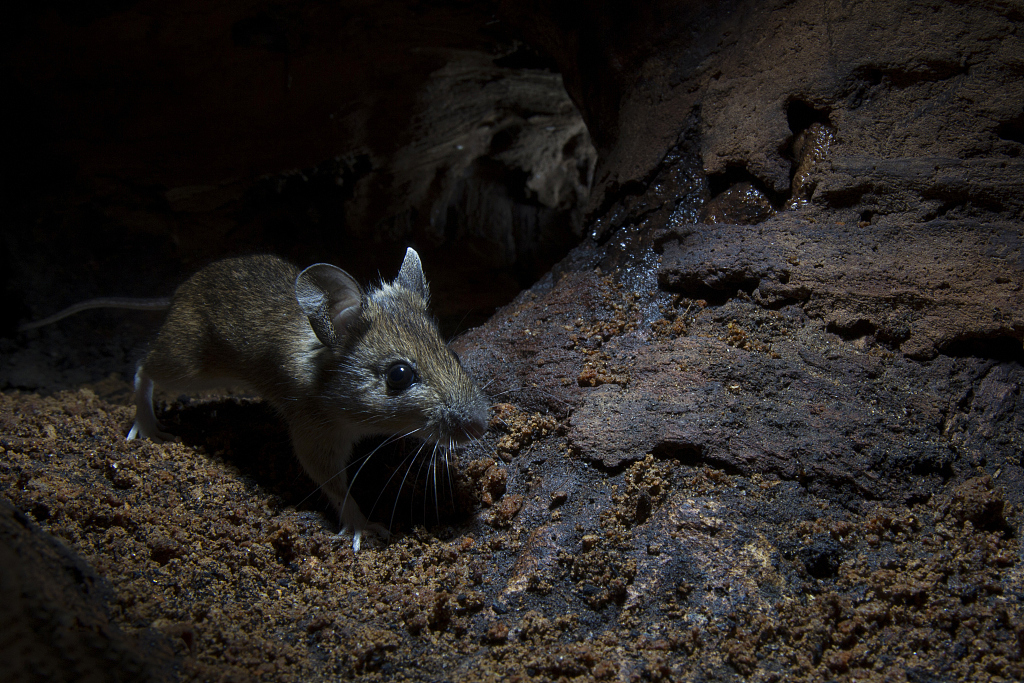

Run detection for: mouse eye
[[451, 350, 461, 365], [385, 361, 416, 391]]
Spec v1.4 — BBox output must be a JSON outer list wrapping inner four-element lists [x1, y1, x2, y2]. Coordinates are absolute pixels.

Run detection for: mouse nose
[[465, 417, 487, 440]]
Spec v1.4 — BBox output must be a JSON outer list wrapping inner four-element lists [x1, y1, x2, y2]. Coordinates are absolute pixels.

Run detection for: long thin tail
[[18, 297, 172, 332]]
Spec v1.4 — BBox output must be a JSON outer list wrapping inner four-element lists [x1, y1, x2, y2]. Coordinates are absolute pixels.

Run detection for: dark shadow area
[[941, 336, 1024, 364], [158, 398, 475, 532], [786, 99, 832, 136]]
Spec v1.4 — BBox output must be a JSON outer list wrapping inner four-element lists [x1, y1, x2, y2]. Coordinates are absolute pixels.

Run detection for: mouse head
[[295, 248, 488, 445]]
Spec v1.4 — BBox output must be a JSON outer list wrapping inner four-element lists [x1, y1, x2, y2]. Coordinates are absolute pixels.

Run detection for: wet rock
[[786, 123, 836, 210], [703, 182, 776, 224]]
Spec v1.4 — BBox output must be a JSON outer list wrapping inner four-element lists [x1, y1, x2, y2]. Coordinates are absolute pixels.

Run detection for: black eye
[[385, 361, 416, 391]]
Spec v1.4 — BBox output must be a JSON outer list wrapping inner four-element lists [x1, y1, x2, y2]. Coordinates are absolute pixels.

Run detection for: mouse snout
[[434, 401, 488, 444], [464, 413, 488, 440]]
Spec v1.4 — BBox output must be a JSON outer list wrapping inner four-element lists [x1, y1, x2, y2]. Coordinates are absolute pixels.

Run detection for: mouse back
[[142, 255, 316, 398]]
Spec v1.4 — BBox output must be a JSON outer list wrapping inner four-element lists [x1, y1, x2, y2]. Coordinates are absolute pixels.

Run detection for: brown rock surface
[[656, 217, 1024, 359]]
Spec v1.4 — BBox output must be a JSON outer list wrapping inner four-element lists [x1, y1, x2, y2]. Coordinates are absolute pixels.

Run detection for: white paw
[[340, 521, 391, 552], [126, 421, 174, 443]]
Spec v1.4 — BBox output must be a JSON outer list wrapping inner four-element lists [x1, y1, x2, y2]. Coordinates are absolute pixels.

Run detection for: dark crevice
[[956, 387, 976, 412], [920, 194, 1008, 220], [904, 493, 932, 507], [940, 336, 1024, 363], [659, 278, 762, 306], [652, 441, 745, 477], [825, 320, 908, 350], [586, 458, 633, 477], [848, 61, 969, 91], [489, 125, 523, 155], [826, 319, 877, 340], [995, 113, 1024, 146], [888, 61, 969, 88], [870, 326, 913, 348], [820, 184, 874, 210], [786, 100, 832, 136], [651, 440, 705, 467], [910, 458, 955, 481], [797, 536, 844, 579]]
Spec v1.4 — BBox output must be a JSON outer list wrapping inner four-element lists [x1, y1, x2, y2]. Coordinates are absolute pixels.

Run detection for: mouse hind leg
[[127, 366, 174, 442]]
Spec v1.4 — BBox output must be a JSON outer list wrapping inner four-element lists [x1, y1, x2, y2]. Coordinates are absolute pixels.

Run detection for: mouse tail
[[18, 297, 172, 332]]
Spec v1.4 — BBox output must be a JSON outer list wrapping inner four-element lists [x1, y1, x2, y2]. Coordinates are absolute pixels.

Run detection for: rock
[[656, 217, 1024, 359], [0, 498, 174, 683]]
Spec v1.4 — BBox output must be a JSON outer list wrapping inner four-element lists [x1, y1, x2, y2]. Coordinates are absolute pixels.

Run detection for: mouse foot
[[340, 522, 390, 552], [332, 495, 390, 551], [126, 421, 175, 443]]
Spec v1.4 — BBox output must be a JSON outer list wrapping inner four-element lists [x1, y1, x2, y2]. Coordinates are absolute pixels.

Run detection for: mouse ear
[[295, 264, 363, 346], [395, 247, 429, 301]]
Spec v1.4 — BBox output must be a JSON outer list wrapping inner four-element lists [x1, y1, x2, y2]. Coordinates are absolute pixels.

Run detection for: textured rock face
[[2, 1, 1023, 682], [656, 218, 1024, 360], [464, 231, 1022, 486], [578, 0, 1024, 220], [454, 0, 1024, 678]]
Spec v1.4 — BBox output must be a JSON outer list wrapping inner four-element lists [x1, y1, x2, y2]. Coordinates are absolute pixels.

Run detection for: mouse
[[24, 249, 490, 551]]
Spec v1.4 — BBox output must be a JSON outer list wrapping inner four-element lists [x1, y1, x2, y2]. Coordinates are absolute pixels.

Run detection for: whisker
[[367, 437, 430, 524], [342, 430, 421, 522], [444, 445, 455, 506], [294, 430, 409, 513], [432, 442, 441, 526], [391, 439, 431, 533], [418, 438, 436, 527]]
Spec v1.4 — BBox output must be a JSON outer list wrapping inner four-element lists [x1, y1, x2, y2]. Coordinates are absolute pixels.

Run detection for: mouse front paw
[[126, 420, 175, 443], [343, 522, 391, 552], [336, 498, 390, 551]]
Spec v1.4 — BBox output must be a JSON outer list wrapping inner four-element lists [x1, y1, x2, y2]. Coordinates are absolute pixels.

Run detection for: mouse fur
[[128, 249, 489, 551]]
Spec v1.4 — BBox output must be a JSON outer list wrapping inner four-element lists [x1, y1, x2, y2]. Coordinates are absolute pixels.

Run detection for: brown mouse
[[29, 249, 489, 550]]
